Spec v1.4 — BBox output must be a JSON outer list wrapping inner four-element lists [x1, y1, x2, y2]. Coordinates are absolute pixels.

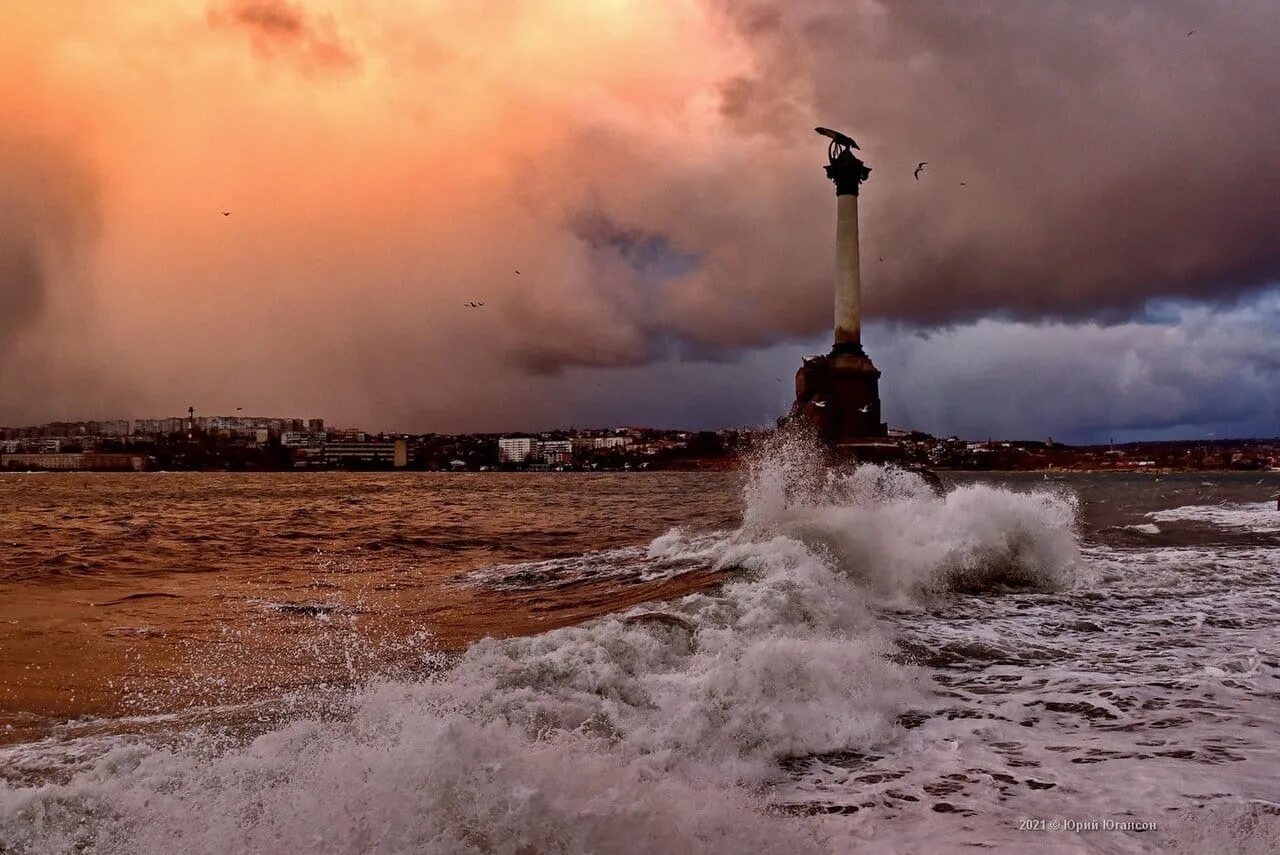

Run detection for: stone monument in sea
[[788, 127, 889, 451]]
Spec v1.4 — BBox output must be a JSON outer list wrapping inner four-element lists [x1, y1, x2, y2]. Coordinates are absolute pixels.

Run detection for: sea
[[1, 441, 1279, 854]]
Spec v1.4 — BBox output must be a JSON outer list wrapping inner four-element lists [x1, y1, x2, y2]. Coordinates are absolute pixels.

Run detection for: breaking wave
[[738, 434, 1078, 600], [1148, 501, 1280, 533], [1, 441, 1084, 853]]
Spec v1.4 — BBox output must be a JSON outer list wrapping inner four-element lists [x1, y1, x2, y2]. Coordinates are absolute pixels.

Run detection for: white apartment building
[[498, 437, 534, 463], [281, 431, 328, 449], [538, 440, 573, 465]]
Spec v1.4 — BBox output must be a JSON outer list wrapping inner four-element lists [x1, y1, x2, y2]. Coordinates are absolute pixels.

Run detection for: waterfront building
[[133, 418, 186, 437], [322, 440, 406, 468], [0, 453, 145, 471], [498, 437, 534, 463], [538, 440, 573, 465], [281, 431, 327, 449]]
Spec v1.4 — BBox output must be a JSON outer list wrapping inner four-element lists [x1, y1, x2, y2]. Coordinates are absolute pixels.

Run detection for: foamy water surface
[[2, 456, 1279, 853]]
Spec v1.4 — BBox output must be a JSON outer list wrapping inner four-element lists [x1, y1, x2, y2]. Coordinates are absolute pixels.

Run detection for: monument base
[[789, 347, 887, 446]]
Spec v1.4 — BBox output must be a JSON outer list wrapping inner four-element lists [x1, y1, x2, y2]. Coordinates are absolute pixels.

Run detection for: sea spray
[[739, 430, 1080, 599], [1, 444, 1089, 854]]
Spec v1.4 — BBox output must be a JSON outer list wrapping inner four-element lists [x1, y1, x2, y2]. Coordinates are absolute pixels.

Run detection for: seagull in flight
[[913, 162, 928, 180], [221, 211, 231, 217], [813, 400, 828, 409], [514, 270, 521, 275], [1186, 30, 1194, 37], [858, 404, 871, 414]]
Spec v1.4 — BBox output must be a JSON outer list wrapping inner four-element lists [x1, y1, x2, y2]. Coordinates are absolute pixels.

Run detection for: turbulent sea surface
[[2, 450, 1279, 853]]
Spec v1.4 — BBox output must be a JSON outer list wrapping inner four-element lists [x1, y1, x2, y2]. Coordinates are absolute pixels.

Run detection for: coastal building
[[281, 431, 327, 449], [0, 453, 145, 471], [88, 420, 131, 437], [127, 415, 320, 440], [133, 418, 186, 437], [323, 440, 406, 468], [1, 453, 84, 470], [538, 440, 573, 465], [498, 437, 534, 463]]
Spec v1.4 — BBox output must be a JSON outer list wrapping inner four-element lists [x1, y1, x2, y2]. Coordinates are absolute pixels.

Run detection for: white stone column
[[833, 193, 861, 350]]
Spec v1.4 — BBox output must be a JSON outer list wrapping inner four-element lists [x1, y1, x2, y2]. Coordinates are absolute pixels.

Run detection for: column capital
[[824, 149, 871, 196]]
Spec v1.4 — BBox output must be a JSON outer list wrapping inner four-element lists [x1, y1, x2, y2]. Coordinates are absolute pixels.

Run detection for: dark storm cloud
[[515, 0, 1280, 375], [570, 213, 698, 282], [0, 133, 98, 354], [501, 212, 666, 376], [0, 244, 44, 347], [209, 0, 359, 74], [703, 0, 1280, 324], [0, 133, 105, 422], [869, 293, 1280, 443]]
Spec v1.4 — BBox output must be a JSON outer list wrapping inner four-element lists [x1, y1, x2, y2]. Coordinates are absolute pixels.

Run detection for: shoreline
[[3, 464, 1280, 475]]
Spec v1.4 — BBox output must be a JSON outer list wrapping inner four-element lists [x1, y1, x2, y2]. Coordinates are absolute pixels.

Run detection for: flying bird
[[858, 404, 871, 414], [813, 400, 828, 409], [514, 270, 521, 275], [221, 212, 231, 217], [814, 127, 858, 150], [1186, 30, 1194, 37], [960, 182, 967, 186], [913, 162, 928, 180], [236, 407, 244, 411]]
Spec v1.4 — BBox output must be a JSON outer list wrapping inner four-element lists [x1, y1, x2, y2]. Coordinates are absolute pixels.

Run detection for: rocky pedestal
[[792, 350, 887, 444]]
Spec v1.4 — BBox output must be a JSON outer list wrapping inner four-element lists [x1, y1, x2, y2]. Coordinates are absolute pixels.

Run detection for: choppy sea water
[[1, 449, 1279, 853]]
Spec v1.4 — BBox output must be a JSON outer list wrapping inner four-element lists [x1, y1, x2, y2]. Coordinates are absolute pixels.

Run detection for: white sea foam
[[1148, 501, 1280, 532], [738, 439, 1079, 601], [12, 445, 1279, 854], [1164, 802, 1280, 855]]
